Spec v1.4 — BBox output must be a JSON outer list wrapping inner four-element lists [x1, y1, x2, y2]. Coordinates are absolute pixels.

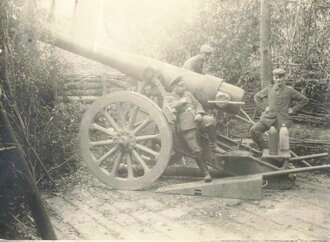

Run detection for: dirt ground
[[43, 164, 330, 241]]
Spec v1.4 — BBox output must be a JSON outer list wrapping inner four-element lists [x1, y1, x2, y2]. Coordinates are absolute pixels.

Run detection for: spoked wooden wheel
[[79, 91, 173, 190]]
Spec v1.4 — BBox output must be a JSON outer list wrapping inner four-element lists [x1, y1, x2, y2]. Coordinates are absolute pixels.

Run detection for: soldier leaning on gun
[[250, 68, 309, 151], [163, 76, 225, 182], [183, 44, 213, 74]]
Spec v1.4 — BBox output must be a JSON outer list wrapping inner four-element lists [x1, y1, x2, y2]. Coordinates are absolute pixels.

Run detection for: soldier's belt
[[179, 107, 193, 113]]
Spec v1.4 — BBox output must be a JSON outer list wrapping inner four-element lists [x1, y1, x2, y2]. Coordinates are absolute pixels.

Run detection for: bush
[[32, 103, 82, 182], [1, 0, 81, 184]]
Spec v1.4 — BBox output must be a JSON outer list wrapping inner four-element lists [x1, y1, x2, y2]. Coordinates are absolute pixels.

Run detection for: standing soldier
[[183, 44, 213, 74], [250, 68, 309, 151], [163, 76, 225, 182]]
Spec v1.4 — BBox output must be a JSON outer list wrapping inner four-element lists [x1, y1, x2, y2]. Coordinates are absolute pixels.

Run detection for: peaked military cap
[[273, 68, 286, 75], [200, 44, 213, 54]]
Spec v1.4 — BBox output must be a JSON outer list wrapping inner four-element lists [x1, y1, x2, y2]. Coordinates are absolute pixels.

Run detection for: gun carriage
[[47, 33, 329, 196]]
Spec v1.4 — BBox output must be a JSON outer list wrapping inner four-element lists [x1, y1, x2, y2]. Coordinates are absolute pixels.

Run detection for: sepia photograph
[[0, 0, 329, 240]]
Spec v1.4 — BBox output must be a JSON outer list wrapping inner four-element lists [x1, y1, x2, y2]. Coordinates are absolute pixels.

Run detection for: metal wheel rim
[[79, 91, 173, 190]]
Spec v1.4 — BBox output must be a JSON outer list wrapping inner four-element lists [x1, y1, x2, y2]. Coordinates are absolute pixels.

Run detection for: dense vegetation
[[0, 0, 80, 238]]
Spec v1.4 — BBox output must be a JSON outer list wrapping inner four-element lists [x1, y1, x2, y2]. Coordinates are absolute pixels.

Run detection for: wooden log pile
[[289, 138, 330, 154], [291, 99, 330, 127], [60, 72, 129, 104]]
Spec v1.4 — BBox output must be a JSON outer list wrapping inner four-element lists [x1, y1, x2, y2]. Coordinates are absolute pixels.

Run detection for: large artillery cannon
[[47, 33, 329, 194]]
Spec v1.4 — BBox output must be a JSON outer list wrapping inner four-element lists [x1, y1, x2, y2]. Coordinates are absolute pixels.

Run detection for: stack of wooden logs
[[61, 72, 129, 104], [290, 138, 330, 154], [290, 99, 330, 127]]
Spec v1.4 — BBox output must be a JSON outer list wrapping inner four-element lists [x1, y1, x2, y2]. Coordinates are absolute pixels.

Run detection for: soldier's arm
[[164, 95, 187, 110], [190, 59, 204, 74], [254, 87, 269, 110], [189, 93, 205, 114], [162, 95, 177, 123], [289, 88, 309, 114]]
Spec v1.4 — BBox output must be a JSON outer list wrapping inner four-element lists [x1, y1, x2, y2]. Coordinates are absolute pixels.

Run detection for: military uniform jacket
[[255, 84, 308, 128], [164, 91, 205, 132], [183, 54, 205, 74]]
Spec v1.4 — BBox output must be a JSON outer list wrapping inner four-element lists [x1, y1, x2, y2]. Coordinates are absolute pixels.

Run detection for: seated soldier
[[250, 68, 308, 151], [183, 44, 213, 74], [163, 76, 225, 182]]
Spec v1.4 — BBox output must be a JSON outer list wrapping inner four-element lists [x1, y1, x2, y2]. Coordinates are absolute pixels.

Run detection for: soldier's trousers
[[250, 121, 269, 150], [198, 115, 218, 146], [181, 129, 209, 173]]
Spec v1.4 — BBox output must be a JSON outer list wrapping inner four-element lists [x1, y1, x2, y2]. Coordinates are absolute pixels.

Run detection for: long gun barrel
[[45, 32, 245, 113]]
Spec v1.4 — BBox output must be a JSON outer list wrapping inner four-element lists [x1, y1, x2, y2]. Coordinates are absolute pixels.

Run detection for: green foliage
[[160, 0, 261, 84], [1, 0, 80, 184], [272, 0, 330, 69], [33, 103, 82, 179], [0, 1, 81, 237], [271, 0, 330, 102]]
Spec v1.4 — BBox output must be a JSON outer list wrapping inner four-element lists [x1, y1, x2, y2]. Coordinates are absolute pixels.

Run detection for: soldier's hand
[[180, 97, 188, 104], [265, 106, 270, 112], [195, 114, 202, 122], [288, 108, 294, 114]]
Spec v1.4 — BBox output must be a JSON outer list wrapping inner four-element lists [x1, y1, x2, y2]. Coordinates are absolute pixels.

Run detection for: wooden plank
[[66, 96, 99, 102], [46, 197, 120, 240]]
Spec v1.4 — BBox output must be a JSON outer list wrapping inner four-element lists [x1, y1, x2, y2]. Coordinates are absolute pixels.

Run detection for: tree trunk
[[260, 0, 272, 89]]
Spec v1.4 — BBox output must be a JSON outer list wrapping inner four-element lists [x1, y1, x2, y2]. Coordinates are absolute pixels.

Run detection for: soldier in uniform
[[163, 76, 225, 182], [183, 44, 213, 74], [250, 68, 309, 151]]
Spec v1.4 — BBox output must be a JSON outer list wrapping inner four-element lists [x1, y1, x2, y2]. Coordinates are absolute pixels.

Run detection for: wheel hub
[[115, 130, 136, 150]]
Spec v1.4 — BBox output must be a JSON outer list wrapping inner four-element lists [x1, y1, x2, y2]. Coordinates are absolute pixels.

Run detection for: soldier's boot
[[250, 123, 267, 151], [203, 171, 212, 183], [195, 155, 212, 183]]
